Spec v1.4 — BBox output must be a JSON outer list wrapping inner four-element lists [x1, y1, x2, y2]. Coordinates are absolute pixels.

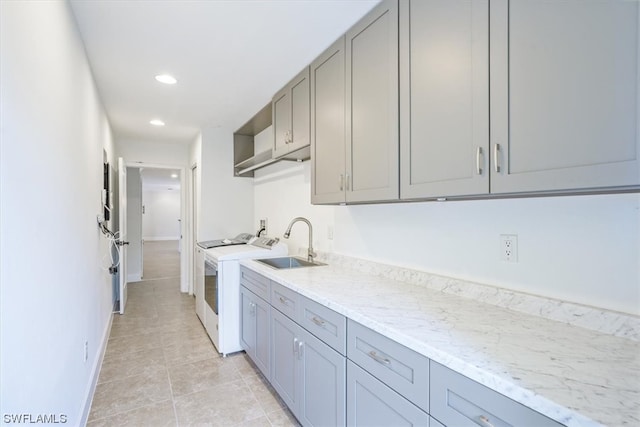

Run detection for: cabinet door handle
[[293, 337, 299, 355], [339, 174, 344, 191], [298, 341, 304, 360], [493, 143, 501, 173], [346, 173, 351, 191], [476, 147, 483, 175], [477, 415, 495, 427], [250, 302, 256, 316], [368, 350, 391, 366], [311, 316, 325, 327]]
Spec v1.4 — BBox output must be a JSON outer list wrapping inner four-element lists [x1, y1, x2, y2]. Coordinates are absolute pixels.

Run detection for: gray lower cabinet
[[347, 360, 431, 427], [245, 271, 565, 427], [271, 307, 346, 427], [490, 0, 640, 194], [399, 0, 489, 200], [430, 362, 564, 427], [240, 286, 270, 379]]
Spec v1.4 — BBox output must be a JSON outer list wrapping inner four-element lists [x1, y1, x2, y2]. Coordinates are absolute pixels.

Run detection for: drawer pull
[[478, 415, 494, 427], [311, 316, 325, 327], [368, 350, 391, 366], [279, 296, 289, 305]]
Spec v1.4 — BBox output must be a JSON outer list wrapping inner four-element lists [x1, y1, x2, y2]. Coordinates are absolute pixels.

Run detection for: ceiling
[[69, 0, 380, 145]]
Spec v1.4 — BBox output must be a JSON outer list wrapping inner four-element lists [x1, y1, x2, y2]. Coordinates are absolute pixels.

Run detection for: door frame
[[124, 160, 190, 293]]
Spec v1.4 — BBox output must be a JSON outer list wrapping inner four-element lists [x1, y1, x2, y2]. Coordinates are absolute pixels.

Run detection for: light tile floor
[[88, 241, 299, 426]]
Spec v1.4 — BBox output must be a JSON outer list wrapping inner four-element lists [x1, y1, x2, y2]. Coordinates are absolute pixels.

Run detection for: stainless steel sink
[[256, 256, 326, 269]]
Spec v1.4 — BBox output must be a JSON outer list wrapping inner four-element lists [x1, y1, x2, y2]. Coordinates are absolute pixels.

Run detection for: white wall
[[115, 138, 190, 166], [126, 168, 143, 281], [198, 126, 254, 240], [1, 1, 115, 424], [142, 189, 181, 240], [254, 162, 640, 316]]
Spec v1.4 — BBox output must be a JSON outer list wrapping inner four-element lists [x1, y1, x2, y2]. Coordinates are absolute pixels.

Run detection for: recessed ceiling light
[[150, 119, 165, 126], [171, 173, 178, 178], [155, 74, 177, 85]]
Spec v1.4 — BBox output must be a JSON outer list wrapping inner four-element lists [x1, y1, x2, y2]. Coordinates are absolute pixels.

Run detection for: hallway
[[88, 241, 298, 426]]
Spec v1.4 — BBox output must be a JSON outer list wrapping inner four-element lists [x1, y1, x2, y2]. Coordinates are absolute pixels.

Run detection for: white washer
[[203, 237, 287, 356]]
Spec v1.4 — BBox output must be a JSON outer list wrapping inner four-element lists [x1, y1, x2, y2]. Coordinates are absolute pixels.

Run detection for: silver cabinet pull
[[250, 302, 256, 316], [476, 147, 483, 175], [494, 143, 501, 173], [346, 173, 351, 191], [293, 337, 299, 354], [478, 415, 495, 427], [339, 174, 344, 191], [279, 296, 288, 305], [298, 341, 304, 360], [311, 316, 325, 327], [368, 350, 391, 365]]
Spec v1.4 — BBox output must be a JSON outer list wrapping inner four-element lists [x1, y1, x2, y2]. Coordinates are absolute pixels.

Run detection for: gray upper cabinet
[[490, 0, 640, 194], [400, 0, 489, 200], [273, 67, 310, 159], [311, 37, 347, 205], [312, 0, 400, 205], [346, 0, 400, 203]]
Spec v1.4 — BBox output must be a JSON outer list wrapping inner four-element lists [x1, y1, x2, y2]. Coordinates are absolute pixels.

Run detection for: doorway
[[126, 166, 183, 284]]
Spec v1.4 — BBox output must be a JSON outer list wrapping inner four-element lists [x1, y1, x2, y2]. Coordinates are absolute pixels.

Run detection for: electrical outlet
[[327, 225, 334, 240], [500, 234, 518, 262], [259, 218, 268, 235], [84, 341, 88, 362]]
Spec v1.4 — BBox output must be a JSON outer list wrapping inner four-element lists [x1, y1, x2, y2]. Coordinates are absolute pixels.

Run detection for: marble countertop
[[240, 258, 639, 427]]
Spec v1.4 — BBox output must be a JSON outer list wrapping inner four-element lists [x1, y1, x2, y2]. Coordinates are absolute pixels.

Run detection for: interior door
[[118, 157, 128, 314]]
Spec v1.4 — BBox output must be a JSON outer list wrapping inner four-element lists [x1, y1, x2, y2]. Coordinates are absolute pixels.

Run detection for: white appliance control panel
[[251, 236, 280, 249]]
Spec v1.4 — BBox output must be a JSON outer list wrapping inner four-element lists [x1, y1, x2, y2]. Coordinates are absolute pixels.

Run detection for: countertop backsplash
[[299, 249, 640, 341]]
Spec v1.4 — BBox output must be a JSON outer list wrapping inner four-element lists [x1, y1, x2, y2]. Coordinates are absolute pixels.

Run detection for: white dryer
[[203, 237, 287, 356]]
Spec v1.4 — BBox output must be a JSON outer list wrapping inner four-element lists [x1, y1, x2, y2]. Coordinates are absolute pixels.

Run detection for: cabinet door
[[254, 295, 271, 379], [289, 67, 310, 153], [311, 37, 347, 204], [490, 0, 640, 193], [347, 361, 431, 427], [346, 0, 400, 203], [240, 286, 255, 356], [400, 0, 489, 199], [298, 328, 346, 427], [273, 86, 291, 158], [271, 308, 301, 416]]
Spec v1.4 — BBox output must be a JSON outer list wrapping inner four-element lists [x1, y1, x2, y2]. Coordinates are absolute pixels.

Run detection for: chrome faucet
[[284, 217, 316, 262]]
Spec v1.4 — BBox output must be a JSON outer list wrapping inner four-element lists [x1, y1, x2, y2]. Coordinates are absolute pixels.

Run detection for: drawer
[[240, 267, 270, 301], [347, 320, 429, 412], [430, 361, 564, 427], [299, 296, 346, 355], [270, 281, 299, 320]]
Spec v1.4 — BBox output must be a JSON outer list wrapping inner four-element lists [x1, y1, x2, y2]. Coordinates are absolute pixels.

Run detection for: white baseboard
[[79, 311, 113, 426]]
